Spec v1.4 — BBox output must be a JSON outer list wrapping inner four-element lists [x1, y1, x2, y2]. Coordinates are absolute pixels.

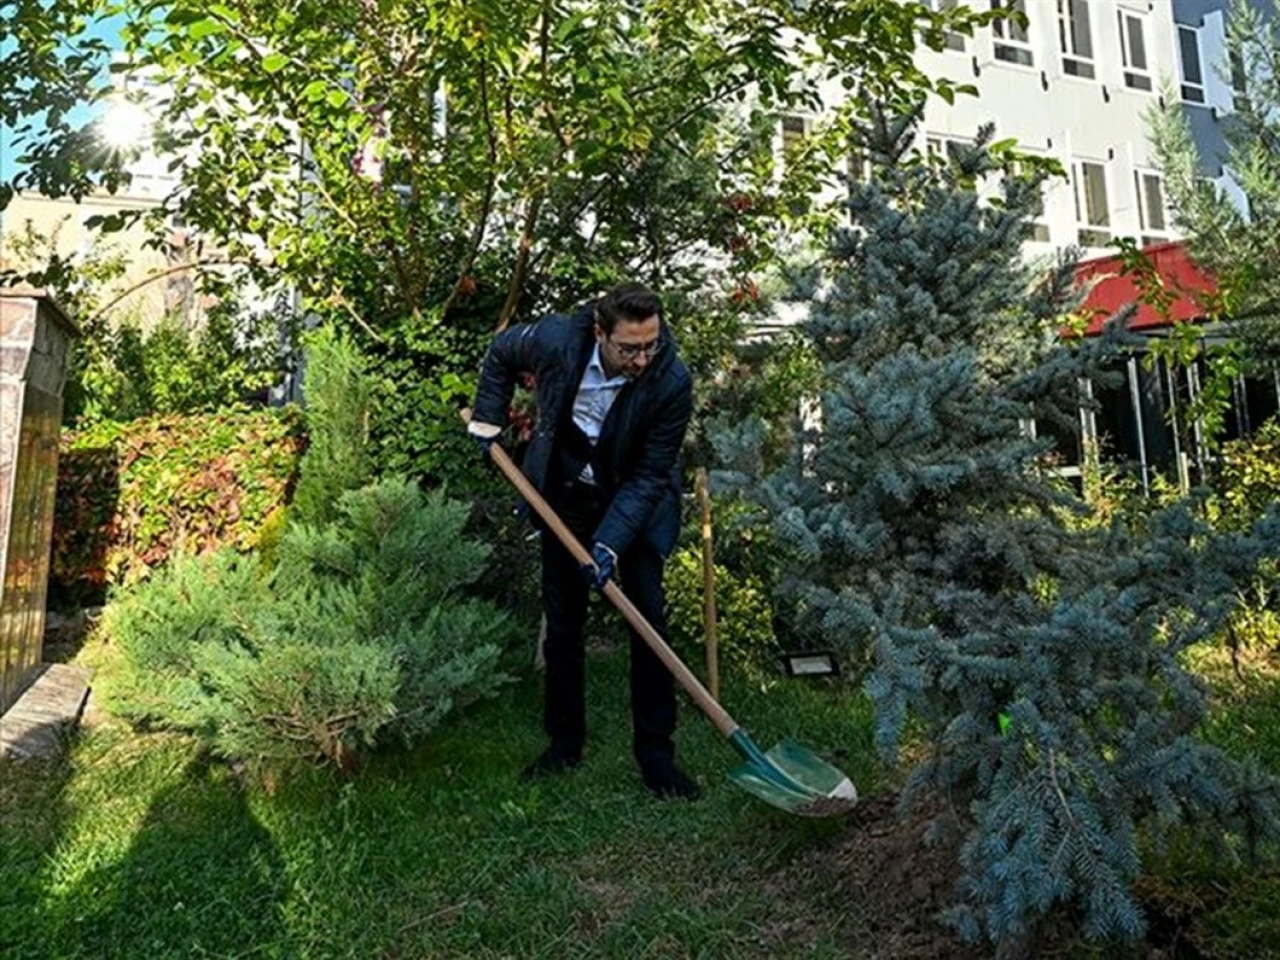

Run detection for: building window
[[1118, 10, 1153, 91], [1074, 160, 1110, 247], [1027, 191, 1050, 243], [779, 115, 808, 174], [930, 0, 966, 52], [1007, 157, 1051, 242], [780, 114, 807, 153], [1177, 25, 1205, 104], [779, 115, 810, 212], [1134, 170, 1168, 247], [1229, 49, 1249, 111], [1057, 0, 1095, 79], [992, 0, 1034, 67], [926, 135, 968, 164]]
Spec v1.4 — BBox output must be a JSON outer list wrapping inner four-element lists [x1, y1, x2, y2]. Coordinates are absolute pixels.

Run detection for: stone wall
[[0, 289, 76, 714]]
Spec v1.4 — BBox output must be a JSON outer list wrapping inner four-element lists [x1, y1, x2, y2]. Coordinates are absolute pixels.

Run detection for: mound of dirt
[[774, 792, 1209, 959], [773, 792, 980, 960]]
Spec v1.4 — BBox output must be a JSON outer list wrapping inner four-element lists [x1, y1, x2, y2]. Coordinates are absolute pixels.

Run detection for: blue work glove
[[580, 542, 618, 590], [468, 420, 501, 458]]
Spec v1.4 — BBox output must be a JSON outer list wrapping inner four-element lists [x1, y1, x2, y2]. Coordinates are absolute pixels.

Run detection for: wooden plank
[[0, 663, 91, 761]]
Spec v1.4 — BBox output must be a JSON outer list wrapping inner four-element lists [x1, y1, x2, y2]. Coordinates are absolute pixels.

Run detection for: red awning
[[1072, 240, 1217, 336]]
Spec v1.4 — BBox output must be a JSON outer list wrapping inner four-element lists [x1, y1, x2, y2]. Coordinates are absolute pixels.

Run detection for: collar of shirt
[[582, 343, 628, 390]]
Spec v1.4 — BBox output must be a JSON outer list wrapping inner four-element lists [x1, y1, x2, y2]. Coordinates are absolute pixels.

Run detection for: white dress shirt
[[571, 343, 628, 483]]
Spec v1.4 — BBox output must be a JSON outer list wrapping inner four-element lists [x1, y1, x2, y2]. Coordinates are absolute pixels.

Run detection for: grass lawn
[[1, 632, 884, 960], [6, 630, 1280, 959]]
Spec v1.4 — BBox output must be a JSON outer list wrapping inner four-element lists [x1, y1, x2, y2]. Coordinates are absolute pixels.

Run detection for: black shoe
[[641, 761, 701, 800], [520, 742, 582, 781]]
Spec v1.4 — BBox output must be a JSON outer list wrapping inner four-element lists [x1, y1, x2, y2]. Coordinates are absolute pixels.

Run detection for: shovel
[[466, 412, 857, 818]]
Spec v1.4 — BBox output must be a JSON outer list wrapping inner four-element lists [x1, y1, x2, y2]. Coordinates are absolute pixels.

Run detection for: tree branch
[[540, 0, 571, 151], [320, 283, 385, 342], [443, 57, 499, 315], [496, 192, 543, 331], [87, 258, 255, 324], [215, 1, 418, 307]]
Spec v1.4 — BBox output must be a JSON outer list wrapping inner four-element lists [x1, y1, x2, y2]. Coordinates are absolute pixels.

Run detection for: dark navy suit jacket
[[472, 302, 692, 557]]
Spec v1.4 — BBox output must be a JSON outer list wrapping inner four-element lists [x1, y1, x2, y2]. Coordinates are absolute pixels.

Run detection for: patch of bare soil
[[769, 792, 981, 960], [772, 792, 1229, 960], [574, 873, 637, 937]]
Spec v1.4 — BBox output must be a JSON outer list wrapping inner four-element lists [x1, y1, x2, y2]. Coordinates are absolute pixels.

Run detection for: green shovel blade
[[727, 731, 858, 818]]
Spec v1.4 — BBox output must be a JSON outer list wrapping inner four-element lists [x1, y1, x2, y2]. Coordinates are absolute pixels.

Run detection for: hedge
[[50, 406, 304, 606]]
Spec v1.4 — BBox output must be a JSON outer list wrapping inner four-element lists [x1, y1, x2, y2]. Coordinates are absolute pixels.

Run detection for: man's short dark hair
[[596, 282, 662, 334]]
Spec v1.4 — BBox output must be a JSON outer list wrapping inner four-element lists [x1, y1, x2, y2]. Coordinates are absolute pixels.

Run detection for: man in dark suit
[[468, 282, 698, 799]]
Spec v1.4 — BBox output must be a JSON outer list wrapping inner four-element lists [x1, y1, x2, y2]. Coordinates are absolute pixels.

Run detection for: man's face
[[597, 314, 662, 380]]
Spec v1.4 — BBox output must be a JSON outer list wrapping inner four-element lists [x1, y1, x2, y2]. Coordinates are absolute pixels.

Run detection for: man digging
[[468, 282, 699, 800]]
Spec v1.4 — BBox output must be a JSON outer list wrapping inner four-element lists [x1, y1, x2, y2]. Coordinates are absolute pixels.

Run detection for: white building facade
[[905, 1, 1270, 491], [772, 1, 1272, 491], [914, 0, 1188, 258]]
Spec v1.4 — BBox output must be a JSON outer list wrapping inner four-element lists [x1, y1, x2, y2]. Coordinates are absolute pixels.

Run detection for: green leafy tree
[[714, 115, 1280, 951], [0, 0, 125, 208], [1148, 0, 1280, 356], [4, 0, 1002, 480], [96, 0, 992, 318], [68, 304, 283, 421]]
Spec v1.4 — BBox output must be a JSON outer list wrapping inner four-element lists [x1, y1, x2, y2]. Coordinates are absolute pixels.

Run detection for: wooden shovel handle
[[463, 410, 740, 739], [696, 467, 720, 702]]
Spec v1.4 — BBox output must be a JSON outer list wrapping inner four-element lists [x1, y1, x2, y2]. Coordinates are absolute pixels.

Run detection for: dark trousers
[[542, 480, 677, 765]]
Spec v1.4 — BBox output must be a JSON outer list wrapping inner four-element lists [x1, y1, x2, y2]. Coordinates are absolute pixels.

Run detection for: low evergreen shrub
[[104, 478, 514, 773]]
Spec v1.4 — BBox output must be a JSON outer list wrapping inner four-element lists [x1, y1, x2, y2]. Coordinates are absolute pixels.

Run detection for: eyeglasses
[[610, 338, 664, 359]]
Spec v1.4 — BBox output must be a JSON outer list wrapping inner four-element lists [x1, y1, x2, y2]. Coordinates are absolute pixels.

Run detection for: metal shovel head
[[728, 733, 858, 819]]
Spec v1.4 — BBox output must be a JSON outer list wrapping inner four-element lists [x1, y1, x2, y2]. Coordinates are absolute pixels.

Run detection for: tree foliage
[[0, 0, 127, 209], [1148, 0, 1280, 357], [104, 479, 513, 774], [8, 0, 991, 311], [714, 113, 1280, 948], [4, 0, 1005, 481]]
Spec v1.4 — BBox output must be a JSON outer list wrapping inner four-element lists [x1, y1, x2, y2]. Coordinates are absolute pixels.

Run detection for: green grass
[[1134, 659, 1280, 960], [10, 633, 1280, 959], [1, 636, 881, 959]]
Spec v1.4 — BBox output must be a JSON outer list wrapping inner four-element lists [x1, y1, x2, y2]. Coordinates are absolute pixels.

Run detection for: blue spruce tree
[[713, 113, 1280, 949]]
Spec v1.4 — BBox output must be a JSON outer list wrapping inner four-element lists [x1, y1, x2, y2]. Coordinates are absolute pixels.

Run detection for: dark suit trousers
[[541, 480, 677, 764]]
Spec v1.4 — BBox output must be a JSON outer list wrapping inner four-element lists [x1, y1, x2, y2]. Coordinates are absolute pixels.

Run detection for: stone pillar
[[0, 288, 78, 715]]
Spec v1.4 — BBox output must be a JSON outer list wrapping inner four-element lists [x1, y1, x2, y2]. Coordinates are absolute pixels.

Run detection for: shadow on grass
[[0, 748, 78, 960], [29, 753, 289, 959], [3, 643, 886, 960]]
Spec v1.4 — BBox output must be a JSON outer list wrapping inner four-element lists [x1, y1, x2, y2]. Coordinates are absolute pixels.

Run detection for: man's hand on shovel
[[467, 419, 502, 458], [580, 542, 617, 590]]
